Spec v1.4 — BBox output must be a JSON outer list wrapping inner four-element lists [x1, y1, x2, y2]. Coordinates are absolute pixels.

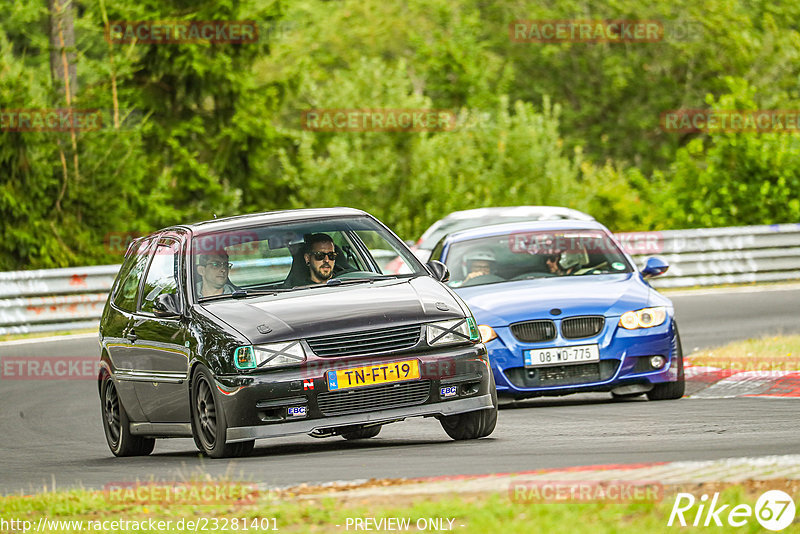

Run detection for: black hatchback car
[[98, 208, 497, 458]]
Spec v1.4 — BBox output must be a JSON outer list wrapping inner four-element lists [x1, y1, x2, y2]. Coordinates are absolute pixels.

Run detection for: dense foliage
[[1, 0, 799, 269]]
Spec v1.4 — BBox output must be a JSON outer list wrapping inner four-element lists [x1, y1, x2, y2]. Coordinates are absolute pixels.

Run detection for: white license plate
[[524, 344, 600, 367]]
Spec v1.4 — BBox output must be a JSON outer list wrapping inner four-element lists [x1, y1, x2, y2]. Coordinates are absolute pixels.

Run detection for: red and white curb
[[685, 366, 800, 399], [282, 455, 800, 499]]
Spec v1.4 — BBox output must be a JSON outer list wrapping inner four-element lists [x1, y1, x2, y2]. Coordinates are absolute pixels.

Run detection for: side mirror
[[641, 257, 669, 279], [426, 260, 450, 283], [153, 293, 182, 318]]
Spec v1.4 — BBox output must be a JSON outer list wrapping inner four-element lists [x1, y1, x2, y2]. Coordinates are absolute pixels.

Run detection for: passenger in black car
[[196, 251, 237, 297], [303, 233, 337, 284]]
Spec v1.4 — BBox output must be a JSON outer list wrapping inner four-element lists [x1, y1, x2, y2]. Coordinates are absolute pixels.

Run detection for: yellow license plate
[[326, 359, 420, 390]]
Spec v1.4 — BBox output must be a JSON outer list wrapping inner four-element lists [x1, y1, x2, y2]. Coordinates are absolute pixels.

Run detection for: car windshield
[[444, 229, 632, 288], [191, 216, 425, 301]]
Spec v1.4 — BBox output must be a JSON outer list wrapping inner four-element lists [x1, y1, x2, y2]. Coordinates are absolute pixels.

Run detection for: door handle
[[126, 330, 137, 342]]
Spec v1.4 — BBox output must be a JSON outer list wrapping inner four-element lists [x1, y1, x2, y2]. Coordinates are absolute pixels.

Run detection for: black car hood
[[201, 277, 464, 344]]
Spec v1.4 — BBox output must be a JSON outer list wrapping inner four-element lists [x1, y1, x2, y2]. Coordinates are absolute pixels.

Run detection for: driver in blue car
[[303, 233, 337, 284], [450, 250, 501, 287]]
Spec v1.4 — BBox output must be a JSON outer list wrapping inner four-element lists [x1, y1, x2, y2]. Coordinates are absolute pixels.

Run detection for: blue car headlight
[[234, 341, 306, 370], [619, 307, 667, 329], [427, 317, 480, 346]]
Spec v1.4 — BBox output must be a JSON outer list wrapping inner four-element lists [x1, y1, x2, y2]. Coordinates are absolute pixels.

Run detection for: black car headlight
[[426, 317, 480, 346], [619, 307, 667, 330], [234, 341, 307, 370]]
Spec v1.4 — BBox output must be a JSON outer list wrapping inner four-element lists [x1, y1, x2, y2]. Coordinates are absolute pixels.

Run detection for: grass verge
[[686, 335, 800, 372], [1, 481, 797, 533], [0, 328, 97, 342]]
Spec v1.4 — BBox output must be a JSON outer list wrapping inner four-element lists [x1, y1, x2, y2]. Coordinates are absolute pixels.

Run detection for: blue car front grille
[[510, 320, 556, 342], [561, 316, 604, 339]]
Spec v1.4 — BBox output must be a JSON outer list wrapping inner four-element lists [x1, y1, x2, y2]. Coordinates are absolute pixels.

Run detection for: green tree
[[656, 79, 800, 228]]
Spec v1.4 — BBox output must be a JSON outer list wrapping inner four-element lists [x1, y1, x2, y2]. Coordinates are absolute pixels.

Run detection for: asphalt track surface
[[1, 286, 799, 495]]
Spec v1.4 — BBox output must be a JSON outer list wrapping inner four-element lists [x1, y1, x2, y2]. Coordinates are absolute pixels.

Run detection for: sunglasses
[[204, 261, 232, 270], [311, 251, 337, 261]]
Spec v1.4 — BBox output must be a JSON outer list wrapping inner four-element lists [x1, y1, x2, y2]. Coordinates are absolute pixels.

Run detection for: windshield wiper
[[199, 289, 291, 302], [327, 275, 398, 285]]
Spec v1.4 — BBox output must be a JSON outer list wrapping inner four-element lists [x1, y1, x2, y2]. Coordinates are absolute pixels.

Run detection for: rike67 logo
[[668, 490, 796, 531]]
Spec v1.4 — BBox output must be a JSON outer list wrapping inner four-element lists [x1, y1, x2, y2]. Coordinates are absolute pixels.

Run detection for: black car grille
[[306, 324, 421, 357], [510, 320, 556, 342], [505, 361, 620, 388], [316, 380, 431, 416], [561, 316, 605, 339]]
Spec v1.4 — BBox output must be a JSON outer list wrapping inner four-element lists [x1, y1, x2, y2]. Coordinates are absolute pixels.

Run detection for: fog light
[[650, 355, 666, 369]]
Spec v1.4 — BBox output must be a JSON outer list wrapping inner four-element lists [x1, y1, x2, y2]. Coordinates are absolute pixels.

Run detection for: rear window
[[112, 239, 152, 312]]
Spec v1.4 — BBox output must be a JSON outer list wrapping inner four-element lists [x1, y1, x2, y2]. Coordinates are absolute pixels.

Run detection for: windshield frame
[[441, 228, 634, 288], [189, 215, 428, 303]]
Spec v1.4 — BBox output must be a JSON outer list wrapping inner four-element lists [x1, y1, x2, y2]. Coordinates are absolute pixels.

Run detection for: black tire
[[440, 376, 498, 440], [647, 324, 686, 401], [190, 365, 254, 458], [101, 375, 155, 457], [340, 425, 382, 440]]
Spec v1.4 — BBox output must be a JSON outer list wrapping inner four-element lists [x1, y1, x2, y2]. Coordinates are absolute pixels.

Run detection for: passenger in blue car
[[543, 247, 586, 276], [544, 252, 567, 275]]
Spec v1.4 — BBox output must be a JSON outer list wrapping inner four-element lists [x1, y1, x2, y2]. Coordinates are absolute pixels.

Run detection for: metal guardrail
[[0, 265, 118, 335], [1, 224, 798, 335], [617, 223, 800, 288]]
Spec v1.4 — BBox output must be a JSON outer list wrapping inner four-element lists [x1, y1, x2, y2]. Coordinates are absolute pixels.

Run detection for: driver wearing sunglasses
[[303, 233, 338, 284]]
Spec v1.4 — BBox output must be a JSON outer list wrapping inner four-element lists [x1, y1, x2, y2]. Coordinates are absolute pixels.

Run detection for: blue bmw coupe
[[431, 219, 684, 402]]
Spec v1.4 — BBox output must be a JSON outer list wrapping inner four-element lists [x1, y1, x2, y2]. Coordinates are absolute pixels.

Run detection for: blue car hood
[[455, 274, 662, 327]]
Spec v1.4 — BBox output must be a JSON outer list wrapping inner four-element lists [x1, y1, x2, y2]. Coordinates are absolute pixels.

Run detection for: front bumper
[[227, 394, 493, 441], [214, 344, 493, 443], [490, 319, 679, 396]]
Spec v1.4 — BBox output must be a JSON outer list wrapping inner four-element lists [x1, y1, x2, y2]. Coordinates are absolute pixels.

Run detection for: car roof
[[418, 206, 595, 245], [444, 219, 610, 244], [163, 207, 370, 234], [435, 206, 594, 222]]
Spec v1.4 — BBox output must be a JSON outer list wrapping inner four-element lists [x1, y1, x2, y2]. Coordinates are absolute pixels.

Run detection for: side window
[[112, 239, 152, 312], [333, 232, 367, 271], [141, 240, 180, 314], [353, 230, 409, 273]]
